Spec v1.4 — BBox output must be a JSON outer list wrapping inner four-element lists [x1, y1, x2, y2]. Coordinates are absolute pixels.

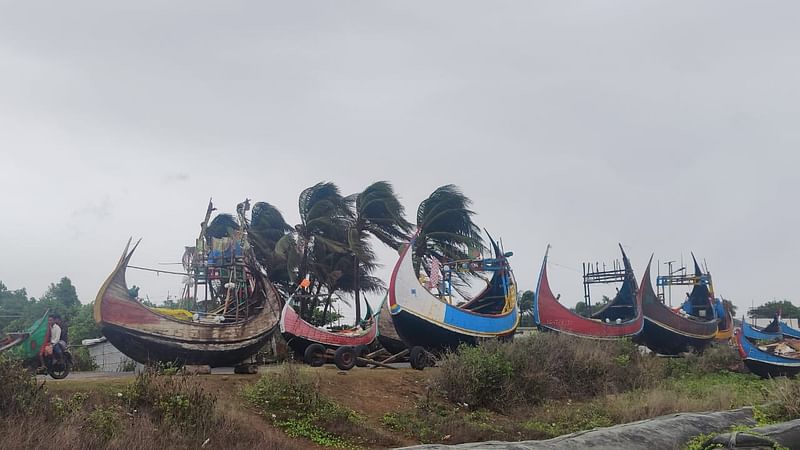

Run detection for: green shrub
[[435, 334, 662, 410], [244, 364, 365, 448], [122, 371, 217, 434], [0, 353, 44, 416], [86, 407, 121, 441], [70, 346, 98, 372]]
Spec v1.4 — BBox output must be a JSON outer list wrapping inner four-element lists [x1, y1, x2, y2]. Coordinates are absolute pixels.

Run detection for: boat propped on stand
[[94, 201, 283, 370], [634, 255, 718, 355], [388, 231, 518, 369], [533, 245, 643, 339], [279, 295, 377, 370]]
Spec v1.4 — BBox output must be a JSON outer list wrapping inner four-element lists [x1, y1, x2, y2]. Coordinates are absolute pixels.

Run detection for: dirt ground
[[45, 365, 434, 449]]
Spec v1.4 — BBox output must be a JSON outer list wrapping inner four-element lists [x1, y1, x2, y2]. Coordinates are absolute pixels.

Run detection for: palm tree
[[347, 181, 413, 320], [294, 182, 353, 317], [247, 202, 297, 293], [413, 184, 485, 277]]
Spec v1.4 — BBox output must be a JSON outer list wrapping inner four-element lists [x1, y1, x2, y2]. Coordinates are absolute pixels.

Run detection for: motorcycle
[[44, 347, 73, 379]]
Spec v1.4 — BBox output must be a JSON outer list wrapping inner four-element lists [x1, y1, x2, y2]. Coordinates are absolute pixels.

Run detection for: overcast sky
[[1, 2, 798, 316]]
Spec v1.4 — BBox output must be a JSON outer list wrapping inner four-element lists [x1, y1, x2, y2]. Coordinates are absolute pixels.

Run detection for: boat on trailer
[[387, 231, 518, 369], [0, 311, 48, 358], [94, 202, 283, 369], [533, 245, 643, 339], [736, 324, 800, 378], [634, 255, 718, 355], [279, 296, 377, 370]]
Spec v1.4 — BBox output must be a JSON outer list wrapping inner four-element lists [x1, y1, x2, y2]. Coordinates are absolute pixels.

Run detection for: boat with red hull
[[279, 299, 377, 364], [533, 245, 643, 339]]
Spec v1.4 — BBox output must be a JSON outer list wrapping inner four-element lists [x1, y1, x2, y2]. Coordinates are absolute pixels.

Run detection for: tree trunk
[[354, 255, 361, 326]]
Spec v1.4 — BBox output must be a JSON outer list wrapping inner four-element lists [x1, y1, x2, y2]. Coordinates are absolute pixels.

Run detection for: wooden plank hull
[[94, 240, 282, 367], [533, 247, 643, 339], [633, 268, 717, 355], [279, 300, 377, 356], [388, 232, 519, 352]]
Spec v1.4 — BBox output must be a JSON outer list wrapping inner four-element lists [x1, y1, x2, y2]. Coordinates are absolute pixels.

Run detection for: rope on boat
[[128, 265, 191, 276]]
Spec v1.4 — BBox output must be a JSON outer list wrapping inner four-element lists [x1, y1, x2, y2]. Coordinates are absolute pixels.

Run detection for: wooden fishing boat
[[279, 297, 377, 366], [533, 245, 643, 339], [94, 238, 283, 367], [387, 232, 518, 356], [715, 304, 735, 341], [0, 311, 49, 360], [736, 325, 800, 378], [376, 294, 406, 355], [780, 322, 800, 340], [634, 258, 718, 355], [742, 315, 783, 342]]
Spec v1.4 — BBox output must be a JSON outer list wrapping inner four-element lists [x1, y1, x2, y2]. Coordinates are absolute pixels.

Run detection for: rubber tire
[[334, 346, 356, 371], [48, 353, 71, 380], [304, 343, 327, 367], [354, 345, 369, 367], [409, 346, 429, 371]]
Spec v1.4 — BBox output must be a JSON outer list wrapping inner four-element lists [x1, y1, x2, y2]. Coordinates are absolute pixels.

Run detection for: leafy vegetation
[[749, 300, 799, 319], [244, 364, 395, 448]]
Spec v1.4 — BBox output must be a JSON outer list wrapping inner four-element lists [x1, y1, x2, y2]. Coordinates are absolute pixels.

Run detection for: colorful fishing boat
[[634, 257, 718, 355], [387, 231, 518, 365], [780, 321, 800, 340], [94, 202, 283, 368], [736, 325, 800, 378], [279, 296, 377, 368], [376, 294, 406, 355], [533, 245, 643, 339], [0, 311, 48, 359], [715, 302, 735, 341], [741, 315, 783, 342]]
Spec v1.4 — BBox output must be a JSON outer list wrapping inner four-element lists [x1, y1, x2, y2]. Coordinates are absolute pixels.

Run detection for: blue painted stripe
[[442, 304, 518, 334], [741, 334, 800, 366]]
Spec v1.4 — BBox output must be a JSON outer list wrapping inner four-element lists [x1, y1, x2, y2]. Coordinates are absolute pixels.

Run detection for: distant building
[[81, 337, 139, 372]]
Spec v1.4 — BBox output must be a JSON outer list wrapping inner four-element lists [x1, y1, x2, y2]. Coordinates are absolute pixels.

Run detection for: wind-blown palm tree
[[413, 184, 485, 277], [347, 181, 413, 320], [248, 202, 296, 292]]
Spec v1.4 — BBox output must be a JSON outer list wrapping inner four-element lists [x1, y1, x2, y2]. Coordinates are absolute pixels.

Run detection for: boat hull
[[634, 267, 717, 355], [781, 322, 800, 340], [94, 240, 283, 367], [377, 296, 407, 354], [737, 331, 800, 379], [102, 322, 275, 367], [388, 233, 519, 352], [533, 247, 643, 339], [279, 300, 377, 357]]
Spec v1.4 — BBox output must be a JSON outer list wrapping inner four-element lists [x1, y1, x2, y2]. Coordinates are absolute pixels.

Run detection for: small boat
[[634, 257, 718, 355], [94, 237, 283, 367], [533, 245, 643, 339], [780, 321, 800, 340], [279, 296, 378, 366], [741, 315, 783, 342], [736, 325, 800, 378], [387, 232, 518, 357], [0, 311, 48, 360]]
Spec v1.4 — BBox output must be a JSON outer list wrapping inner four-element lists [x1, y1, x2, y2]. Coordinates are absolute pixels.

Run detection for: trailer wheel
[[409, 346, 429, 370], [304, 344, 327, 367], [354, 345, 369, 367], [334, 346, 356, 370]]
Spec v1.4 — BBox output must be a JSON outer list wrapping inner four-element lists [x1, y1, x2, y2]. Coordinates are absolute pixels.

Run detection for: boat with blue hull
[[387, 231, 518, 366], [736, 326, 800, 378]]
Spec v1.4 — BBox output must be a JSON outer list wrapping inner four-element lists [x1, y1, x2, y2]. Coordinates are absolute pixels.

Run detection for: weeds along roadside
[[0, 354, 288, 450]]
